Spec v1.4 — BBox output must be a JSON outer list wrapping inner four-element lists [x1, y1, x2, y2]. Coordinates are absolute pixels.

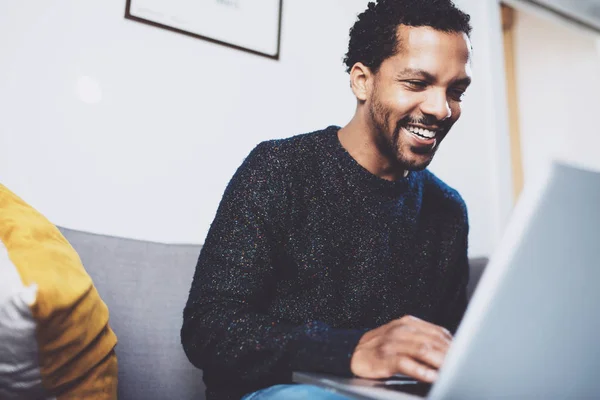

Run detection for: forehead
[[382, 25, 472, 81]]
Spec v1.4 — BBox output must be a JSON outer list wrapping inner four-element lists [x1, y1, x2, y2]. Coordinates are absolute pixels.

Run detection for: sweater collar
[[324, 125, 418, 194]]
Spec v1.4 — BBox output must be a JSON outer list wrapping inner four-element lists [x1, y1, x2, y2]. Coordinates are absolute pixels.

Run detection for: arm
[[181, 143, 365, 385], [350, 202, 470, 384], [436, 202, 470, 334]]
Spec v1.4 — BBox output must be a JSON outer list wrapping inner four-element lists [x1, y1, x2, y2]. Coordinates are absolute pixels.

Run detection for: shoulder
[[251, 128, 333, 160], [419, 170, 468, 222], [243, 127, 335, 174], [230, 127, 333, 194]]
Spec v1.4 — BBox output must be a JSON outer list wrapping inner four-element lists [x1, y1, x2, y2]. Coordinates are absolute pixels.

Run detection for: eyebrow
[[396, 68, 472, 87]]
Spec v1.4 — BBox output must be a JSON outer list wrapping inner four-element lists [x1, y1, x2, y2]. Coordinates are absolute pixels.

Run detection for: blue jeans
[[241, 384, 350, 399]]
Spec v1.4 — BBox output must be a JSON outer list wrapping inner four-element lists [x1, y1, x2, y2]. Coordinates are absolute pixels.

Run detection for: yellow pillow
[[0, 184, 118, 399]]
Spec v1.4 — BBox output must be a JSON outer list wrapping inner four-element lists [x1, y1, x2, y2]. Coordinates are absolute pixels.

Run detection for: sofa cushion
[[0, 185, 117, 399], [59, 228, 205, 400]]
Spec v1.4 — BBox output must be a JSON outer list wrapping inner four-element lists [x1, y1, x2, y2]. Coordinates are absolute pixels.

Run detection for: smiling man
[[182, 1, 474, 399]]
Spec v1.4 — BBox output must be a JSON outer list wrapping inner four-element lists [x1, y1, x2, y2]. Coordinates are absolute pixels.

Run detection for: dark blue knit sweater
[[182, 126, 469, 400]]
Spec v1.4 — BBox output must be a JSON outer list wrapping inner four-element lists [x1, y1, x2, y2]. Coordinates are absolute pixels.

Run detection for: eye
[[448, 89, 466, 102], [404, 80, 428, 90]]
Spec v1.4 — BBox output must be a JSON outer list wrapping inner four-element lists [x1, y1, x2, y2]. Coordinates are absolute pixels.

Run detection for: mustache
[[401, 115, 450, 130]]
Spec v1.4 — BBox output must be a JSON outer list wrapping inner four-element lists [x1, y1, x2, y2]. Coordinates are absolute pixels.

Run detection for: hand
[[350, 315, 452, 383]]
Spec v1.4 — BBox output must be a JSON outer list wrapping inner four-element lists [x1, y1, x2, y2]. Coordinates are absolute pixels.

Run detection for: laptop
[[294, 161, 600, 399]]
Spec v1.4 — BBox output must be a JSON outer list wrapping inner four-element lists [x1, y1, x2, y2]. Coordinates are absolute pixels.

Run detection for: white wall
[[430, 0, 513, 257], [0, 0, 512, 256], [513, 9, 600, 185]]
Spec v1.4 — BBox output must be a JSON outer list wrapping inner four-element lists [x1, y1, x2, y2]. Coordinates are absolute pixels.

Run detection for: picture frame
[[125, 0, 283, 60]]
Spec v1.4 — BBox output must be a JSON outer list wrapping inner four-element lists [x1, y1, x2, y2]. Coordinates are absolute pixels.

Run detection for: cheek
[[394, 90, 419, 108], [450, 103, 462, 121], [388, 91, 420, 116]]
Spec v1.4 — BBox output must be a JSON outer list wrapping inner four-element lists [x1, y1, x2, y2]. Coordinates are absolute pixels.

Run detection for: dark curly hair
[[344, 0, 472, 73]]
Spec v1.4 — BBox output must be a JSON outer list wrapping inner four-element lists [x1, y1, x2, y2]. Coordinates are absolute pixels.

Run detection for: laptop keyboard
[[383, 382, 432, 397]]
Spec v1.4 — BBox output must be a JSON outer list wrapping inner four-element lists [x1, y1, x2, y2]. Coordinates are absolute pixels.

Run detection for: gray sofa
[[59, 227, 488, 400]]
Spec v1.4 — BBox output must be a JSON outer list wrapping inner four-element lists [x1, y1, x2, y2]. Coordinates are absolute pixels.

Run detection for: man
[[182, 0, 473, 399]]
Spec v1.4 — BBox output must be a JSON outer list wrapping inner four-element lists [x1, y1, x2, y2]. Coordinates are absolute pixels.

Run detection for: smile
[[406, 125, 437, 139]]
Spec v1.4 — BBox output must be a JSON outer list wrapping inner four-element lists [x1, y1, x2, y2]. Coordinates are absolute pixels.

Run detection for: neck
[[338, 113, 408, 181]]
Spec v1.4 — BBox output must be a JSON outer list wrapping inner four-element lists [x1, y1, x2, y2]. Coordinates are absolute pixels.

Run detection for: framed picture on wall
[[125, 0, 283, 60]]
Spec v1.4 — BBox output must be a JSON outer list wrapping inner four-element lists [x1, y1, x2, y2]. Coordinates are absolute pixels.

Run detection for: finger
[[379, 335, 448, 369], [388, 324, 451, 351], [400, 315, 453, 339], [397, 316, 453, 343], [394, 355, 439, 383], [398, 339, 447, 369], [410, 316, 453, 340]]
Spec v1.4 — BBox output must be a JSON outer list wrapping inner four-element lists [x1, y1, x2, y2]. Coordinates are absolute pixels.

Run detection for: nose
[[420, 89, 452, 122]]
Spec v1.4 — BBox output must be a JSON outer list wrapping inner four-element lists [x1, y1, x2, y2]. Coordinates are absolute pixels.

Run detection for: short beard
[[392, 118, 440, 171], [369, 98, 440, 172]]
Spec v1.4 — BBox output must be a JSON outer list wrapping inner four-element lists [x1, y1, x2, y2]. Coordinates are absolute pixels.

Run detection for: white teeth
[[407, 125, 436, 139]]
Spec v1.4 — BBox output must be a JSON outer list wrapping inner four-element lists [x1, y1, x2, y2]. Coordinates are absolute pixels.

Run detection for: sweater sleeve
[[436, 198, 470, 334], [181, 142, 366, 386]]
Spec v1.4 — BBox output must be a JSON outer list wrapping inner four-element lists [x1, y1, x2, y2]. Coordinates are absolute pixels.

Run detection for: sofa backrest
[[59, 227, 206, 400], [466, 257, 488, 301]]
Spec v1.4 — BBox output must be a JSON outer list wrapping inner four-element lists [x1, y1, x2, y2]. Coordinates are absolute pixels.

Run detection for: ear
[[349, 62, 372, 102]]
